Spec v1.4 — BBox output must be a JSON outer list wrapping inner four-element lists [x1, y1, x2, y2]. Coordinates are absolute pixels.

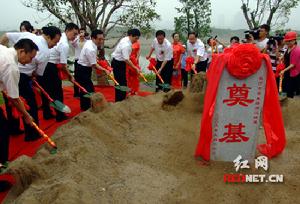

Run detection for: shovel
[[279, 74, 287, 101], [150, 65, 171, 90], [107, 74, 131, 92], [139, 72, 158, 88], [71, 80, 93, 98], [32, 122, 57, 154], [33, 80, 71, 114]]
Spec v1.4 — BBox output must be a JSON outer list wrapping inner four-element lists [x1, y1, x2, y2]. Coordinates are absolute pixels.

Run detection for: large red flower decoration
[[227, 44, 262, 79]]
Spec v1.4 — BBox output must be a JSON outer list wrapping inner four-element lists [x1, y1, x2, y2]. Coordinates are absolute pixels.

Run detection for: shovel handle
[[33, 80, 54, 102], [139, 73, 148, 83], [108, 74, 120, 86], [279, 74, 284, 93], [71, 80, 88, 94], [32, 122, 57, 149], [151, 65, 165, 84]]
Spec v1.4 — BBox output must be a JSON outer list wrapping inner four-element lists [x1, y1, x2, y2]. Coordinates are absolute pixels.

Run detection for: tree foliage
[[241, 0, 299, 29], [174, 0, 212, 42], [23, 0, 160, 40]]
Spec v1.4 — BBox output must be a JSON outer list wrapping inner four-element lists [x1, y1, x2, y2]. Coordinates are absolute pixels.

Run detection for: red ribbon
[[147, 58, 157, 71], [185, 57, 194, 72], [97, 60, 113, 74]]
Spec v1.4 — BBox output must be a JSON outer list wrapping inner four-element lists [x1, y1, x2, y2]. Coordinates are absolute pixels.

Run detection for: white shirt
[[256, 38, 269, 52], [0, 45, 20, 98], [207, 45, 224, 63], [187, 39, 206, 61], [6, 32, 50, 76], [78, 40, 98, 67], [49, 33, 69, 64], [71, 36, 87, 60], [151, 38, 173, 61], [111, 37, 132, 61]]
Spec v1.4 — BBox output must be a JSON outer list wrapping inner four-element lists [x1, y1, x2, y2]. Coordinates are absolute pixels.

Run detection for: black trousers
[[156, 59, 174, 92], [181, 69, 188, 88], [19, 73, 40, 140], [287, 74, 300, 98], [77, 64, 94, 111], [112, 58, 127, 102], [38, 62, 64, 120], [74, 60, 80, 97], [191, 59, 208, 79], [0, 107, 9, 164]]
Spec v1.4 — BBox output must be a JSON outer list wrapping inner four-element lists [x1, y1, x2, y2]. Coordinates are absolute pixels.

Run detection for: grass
[[0, 92, 4, 105]]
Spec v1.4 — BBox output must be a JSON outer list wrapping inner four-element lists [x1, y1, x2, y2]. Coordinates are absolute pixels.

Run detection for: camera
[[267, 34, 284, 50], [244, 28, 260, 40]]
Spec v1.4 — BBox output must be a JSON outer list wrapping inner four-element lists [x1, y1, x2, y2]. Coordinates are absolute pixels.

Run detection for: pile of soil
[[3, 92, 300, 204]]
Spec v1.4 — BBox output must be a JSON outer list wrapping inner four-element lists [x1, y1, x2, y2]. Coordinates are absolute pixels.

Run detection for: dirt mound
[[281, 98, 300, 130], [3, 93, 300, 204], [190, 72, 206, 93]]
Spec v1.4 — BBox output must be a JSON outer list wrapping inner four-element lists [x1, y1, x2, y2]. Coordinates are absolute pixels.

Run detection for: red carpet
[[0, 85, 152, 203]]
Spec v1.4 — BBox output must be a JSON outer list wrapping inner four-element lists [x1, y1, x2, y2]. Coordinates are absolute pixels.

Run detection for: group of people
[[0, 19, 299, 191]]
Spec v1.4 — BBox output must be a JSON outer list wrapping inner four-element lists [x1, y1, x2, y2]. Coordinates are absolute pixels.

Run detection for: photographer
[[244, 24, 270, 52], [256, 24, 270, 53]]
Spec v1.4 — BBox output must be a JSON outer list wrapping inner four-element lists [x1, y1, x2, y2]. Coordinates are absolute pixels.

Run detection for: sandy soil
[[3, 85, 300, 204]]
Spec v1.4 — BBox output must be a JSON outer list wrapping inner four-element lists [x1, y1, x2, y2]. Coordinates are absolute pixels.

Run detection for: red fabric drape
[[195, 44, 286, 161]]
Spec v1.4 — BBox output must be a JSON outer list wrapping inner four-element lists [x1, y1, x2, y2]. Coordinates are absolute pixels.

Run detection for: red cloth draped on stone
[[195, 44, 286, 161]]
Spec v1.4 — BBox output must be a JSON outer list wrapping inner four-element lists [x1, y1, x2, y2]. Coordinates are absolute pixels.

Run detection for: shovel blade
[[83, 93, 93, 98], [50, 101, 71, 113], [159, 83, 171, 89], [115, 85, 131, 92], [143, 82, 158, 88]]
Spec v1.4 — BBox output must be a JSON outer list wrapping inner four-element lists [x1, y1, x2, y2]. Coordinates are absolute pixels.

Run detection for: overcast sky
[[0, 0, 299, 30]]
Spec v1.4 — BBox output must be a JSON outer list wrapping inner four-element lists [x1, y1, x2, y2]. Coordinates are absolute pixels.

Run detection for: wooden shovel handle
[[279, 74, 284, 93], [151, 65, 165, 84], [139, 72, 148, 82], [33, 80, 54, 102], [32, 122, 57, 149], [108, 74, 120, 86], [71, 80, 88, 94]]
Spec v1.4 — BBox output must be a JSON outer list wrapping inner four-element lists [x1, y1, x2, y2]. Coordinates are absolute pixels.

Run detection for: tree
[[174, 0, 212, 42], [23, 0, 160, 44], [241, 0, 299, 30]]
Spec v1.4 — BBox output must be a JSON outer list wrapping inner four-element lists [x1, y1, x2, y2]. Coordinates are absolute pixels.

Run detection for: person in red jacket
[[126, 40, 141, 95], [171, 33, 185, 89]]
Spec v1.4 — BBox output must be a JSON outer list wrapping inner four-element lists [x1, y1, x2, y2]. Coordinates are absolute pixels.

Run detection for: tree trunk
[[241, 3, 254, 29]]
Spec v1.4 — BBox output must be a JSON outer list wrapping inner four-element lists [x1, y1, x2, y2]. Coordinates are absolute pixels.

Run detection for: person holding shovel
[[40, 23, 78, 122], [0, 39, 38, 192], [77, 29, 109, 111], [146, 30, 173, 92], [111, 29, 141, 102], [186, 31, 207, 78], [0, 26, 62, 141]]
